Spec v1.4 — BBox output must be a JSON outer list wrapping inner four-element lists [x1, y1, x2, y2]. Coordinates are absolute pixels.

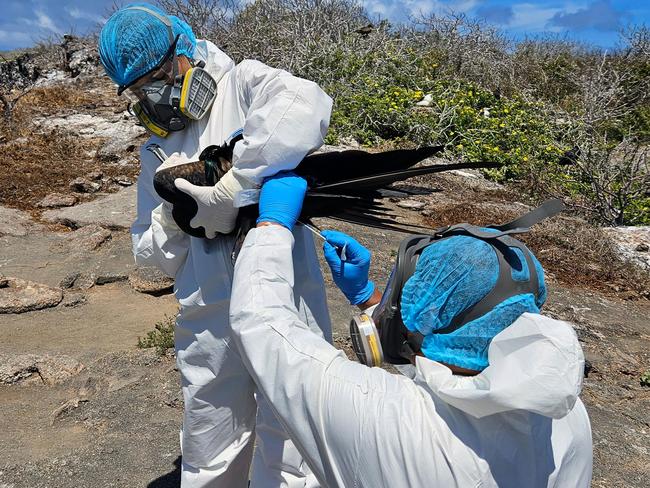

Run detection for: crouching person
[[230, 172, 593, 488]]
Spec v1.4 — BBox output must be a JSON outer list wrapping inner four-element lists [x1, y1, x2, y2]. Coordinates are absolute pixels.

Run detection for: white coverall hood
[[416, 312, 585, 419], [193, 39, 235, 86]]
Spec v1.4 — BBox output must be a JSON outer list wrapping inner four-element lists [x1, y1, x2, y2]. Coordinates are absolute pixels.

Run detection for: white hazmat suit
[[230, 225, 594, 488], [132, 40, 333, 487]]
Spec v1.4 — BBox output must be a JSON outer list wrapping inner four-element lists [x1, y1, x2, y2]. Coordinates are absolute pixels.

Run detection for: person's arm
[[173, 60, 332, 237], [230, 224, 369, 487], [231, 59, 333, 184], [131, 145, 190, 277]]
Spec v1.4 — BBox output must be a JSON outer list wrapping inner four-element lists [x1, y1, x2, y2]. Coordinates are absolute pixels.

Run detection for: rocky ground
[[1, 37, 649, 488]]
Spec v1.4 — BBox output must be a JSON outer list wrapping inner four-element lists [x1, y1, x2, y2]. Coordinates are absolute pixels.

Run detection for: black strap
[[435, 238, 539, 335], [489, 199, 565, 232]]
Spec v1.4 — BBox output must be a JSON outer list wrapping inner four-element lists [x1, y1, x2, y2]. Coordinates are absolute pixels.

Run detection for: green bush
[[137, 314, 176, 356]]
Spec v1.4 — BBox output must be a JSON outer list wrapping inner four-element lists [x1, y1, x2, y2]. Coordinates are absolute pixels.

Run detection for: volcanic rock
[[0, 277, 63, 314]]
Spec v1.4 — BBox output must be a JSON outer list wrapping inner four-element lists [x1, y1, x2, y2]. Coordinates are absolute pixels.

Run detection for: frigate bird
[[150, 135, 501, 248]]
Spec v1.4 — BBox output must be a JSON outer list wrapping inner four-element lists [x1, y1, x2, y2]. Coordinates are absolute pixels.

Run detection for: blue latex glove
[[322, 230, 375, 305], [257, 172, 307, 230]]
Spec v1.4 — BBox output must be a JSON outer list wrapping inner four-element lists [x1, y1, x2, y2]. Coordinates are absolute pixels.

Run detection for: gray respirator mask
[[119, 6, 218, 138], [349, 199, 565, 368]]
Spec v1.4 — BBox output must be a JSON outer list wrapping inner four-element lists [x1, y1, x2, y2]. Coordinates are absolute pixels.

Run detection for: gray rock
[[0, 353, 84, 385], [56, 272, 95, 291], [0, 277, 63, 314], [41, 186, 137, 230], [97, 138, 137, 162], [86, 170, 104, 181], [128, 267, 174, 294], [604, 226, 650, 270], [112, 175, 133, 187], [0, 206, 31, 237], [73, 273, 97, 291], [95, 272, 129, 285], [0, 52, 40, 90], [396, 199, 426, 210], [59, 272, 81, 289], [69, 178, 101, 193], [37, 193, 78, 208], [62, 35, 100, 77], [60, 292, 86, 308], [61, 225, 112, 252]]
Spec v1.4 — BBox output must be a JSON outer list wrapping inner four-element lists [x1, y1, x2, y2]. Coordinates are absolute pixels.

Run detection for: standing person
[[98, 4, 333, 487], [230, 173, 593, 488]]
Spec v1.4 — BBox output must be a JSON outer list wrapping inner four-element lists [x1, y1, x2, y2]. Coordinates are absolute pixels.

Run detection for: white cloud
[[0, 29, 32, 44], [35, 9, 62, 34], [508, 2, 588, 32], [362, 0, 477, 20], [66, 7, 104, 24]]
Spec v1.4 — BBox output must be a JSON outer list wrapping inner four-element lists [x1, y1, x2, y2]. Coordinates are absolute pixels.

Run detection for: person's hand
[[175, 170, 254, 238], [322, 230, 375, 305], [257, 172, 307, 230]]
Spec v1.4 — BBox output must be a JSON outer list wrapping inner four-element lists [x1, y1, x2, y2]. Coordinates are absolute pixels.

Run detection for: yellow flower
[[523, 156, 529, 161], [499, 123, 506, 128]]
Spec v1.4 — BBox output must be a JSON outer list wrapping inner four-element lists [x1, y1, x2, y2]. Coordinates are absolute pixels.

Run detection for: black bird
[[355, 23, 374, 36], [558, 146, 580, 166], [151, 135, 500, 251]]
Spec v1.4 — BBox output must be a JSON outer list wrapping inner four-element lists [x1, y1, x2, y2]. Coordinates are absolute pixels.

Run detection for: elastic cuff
[[256, 215, 293, 230], [350, 281, 375, 306]]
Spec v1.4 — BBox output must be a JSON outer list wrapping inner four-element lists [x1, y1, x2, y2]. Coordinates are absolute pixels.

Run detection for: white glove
[[174, 170, 256, 238]]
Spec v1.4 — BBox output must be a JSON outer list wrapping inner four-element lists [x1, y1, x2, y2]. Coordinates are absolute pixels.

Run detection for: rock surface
[[33, 113, 145, 142], [51, 225, 112, 253], [42, 186, 137, 230], [128, 267, 174, 294], [604, 226, 650, 270], [0, 277, 63, 314], [70, 177, 101, 193], [0, 206, 32, 237], [0, 353, 84, 385], [396, 199, 426, 210], [37, 193, 79, 208]]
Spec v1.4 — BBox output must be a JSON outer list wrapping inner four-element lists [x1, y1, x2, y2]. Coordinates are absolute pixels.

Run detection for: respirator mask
[[349, 199, 565, 368], [119, 6, 218, 138]]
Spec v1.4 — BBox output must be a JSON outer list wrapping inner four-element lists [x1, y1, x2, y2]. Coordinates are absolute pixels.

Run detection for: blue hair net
[[400, 233, 546, 371], [99, 3, 197, 88]]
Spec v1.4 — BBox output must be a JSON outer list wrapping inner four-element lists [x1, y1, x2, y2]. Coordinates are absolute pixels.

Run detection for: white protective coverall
[[230, 226, 594, 488], [132, 40, 333, 487]]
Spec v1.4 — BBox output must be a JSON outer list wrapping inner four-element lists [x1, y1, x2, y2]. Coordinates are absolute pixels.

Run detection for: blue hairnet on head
[[400, 233, 546, 371], [99, 3, 197, 88]]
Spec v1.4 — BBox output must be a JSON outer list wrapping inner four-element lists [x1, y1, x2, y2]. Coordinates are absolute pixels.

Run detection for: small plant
[[137, 314, 176, 356], [641, 371, 650, 387]]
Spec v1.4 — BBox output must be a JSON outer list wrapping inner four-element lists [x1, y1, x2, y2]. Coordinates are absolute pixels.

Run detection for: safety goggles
[[119, 35, 180, 102]]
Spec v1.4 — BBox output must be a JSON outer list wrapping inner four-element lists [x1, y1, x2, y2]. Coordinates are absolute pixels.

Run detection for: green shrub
[[641, 371, 650, 387], [137, 314, 176, 356]]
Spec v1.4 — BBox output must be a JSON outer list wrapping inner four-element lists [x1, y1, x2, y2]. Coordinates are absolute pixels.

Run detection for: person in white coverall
[[99, 4, 332, 487], [229, 172, 594, 488]]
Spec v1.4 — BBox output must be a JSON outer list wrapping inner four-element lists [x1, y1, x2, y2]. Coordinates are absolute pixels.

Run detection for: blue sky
[[0, 0, 648, 52]]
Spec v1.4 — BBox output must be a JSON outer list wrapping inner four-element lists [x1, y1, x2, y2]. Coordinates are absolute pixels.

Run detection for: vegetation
[[137, 314, 176, 356], [157, 0, 649, 226]]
